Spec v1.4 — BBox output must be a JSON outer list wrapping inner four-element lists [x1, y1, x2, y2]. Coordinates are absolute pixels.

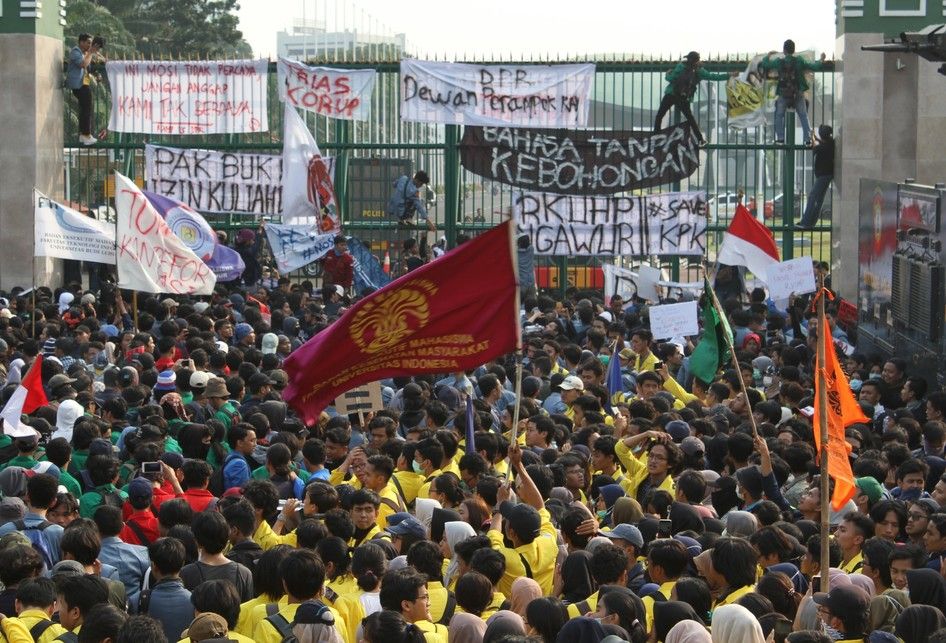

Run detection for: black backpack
[[265, 600, 334, 643], [209, 452, 243, 497], [31, 620, 79, 643], [672, 64, 700, 100], [98, 488, 124, 510], [777, 56, 799, 102]]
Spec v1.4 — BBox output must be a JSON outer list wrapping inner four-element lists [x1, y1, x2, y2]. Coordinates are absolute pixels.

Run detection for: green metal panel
[[0, 0, 65, 38], [64, 57, 838, 289]]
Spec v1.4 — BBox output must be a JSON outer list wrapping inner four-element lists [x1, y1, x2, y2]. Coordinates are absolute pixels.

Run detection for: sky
[[235, 0, 839, 60]]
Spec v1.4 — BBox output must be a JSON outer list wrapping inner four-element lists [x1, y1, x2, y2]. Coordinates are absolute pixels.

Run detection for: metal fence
[[65, 56, 837, 293]]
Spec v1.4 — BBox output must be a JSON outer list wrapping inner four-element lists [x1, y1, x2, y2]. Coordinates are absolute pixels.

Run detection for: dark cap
[[160, 452, 184, 470], [812, 585, 870, 616], [665, 420, 691, 442], [128, 477, 154, 501], [247, 372, 274, 389], [268, 369, 288, 389], [88, 438, 114, 457], [499, 500, 541, 540], [735, 465, 764, 499]]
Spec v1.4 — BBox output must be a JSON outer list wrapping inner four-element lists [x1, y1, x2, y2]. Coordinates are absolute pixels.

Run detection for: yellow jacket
[[6, 609, 66, 643], [253, 518, 297, 550], [392, 471, 425, 505], [614, 440, 676, 500], [249, 601, 347, 643], [488, 508, 558, 596]]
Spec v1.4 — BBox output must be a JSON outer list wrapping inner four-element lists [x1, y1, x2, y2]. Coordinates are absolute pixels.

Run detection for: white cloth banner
[[277, 58, 376, 120], [515, 190, 707, 256], [602, 264, 661, 304], [399, 59, 595, 128], [282, 104, 340, 230], [106, 59, 269, 134], [264, 223, 335, 273], [34, 191, 116, 264], [114, 172, 217, 294]]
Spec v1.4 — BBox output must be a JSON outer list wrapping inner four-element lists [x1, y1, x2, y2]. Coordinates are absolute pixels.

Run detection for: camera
[[92, 35, 106, 50]]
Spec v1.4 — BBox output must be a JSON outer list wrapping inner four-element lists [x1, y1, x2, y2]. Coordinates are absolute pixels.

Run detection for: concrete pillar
[[0, 0, 66, 290]]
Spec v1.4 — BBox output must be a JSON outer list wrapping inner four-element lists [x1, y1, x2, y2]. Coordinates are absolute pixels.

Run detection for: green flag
[[689, 283, 732, 384]]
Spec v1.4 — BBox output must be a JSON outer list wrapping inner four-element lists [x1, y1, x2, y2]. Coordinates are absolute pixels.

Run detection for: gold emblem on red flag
[[349, 279, 439, 353]]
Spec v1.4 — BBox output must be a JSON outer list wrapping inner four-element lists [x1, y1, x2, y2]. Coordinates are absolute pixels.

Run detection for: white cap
[[559, 375, 585, 391]]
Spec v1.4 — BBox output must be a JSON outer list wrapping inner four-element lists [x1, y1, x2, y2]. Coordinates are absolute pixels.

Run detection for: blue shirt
[[223, 452, 251, 490], [387, 176, 428, 220], [543, 392, 566, 415], [0, 512, 64, 564], [136, 578, 194, 642], [65, 46, 86, 90], [99, 536, 150, 603]]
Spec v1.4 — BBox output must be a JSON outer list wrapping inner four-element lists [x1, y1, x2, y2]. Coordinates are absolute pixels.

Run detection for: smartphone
[[657, 519, 672, 538], [774, 619, 792, 643], [811, 575, 822, 592], [141, 461, 162, 474], [654, 361, 664, 370]]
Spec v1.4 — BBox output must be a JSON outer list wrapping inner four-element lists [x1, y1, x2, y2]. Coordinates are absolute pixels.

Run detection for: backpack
[[14, 519, 55, 570], [209, 451, 243, 497], [777, 56, 799, 102], [31, 620, 78, 643], [385, 176, 415, 221], [671, 64, 700, 100], [436, 591, 457, 626], [265, 600, 334, 643], [271, 475, 296, 501], [98, 488, 124, 510]]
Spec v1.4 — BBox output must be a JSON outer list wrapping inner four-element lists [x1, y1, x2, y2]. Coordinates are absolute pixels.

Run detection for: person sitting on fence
[[387, 171, 436, 232], [653, 51, 733, 146]]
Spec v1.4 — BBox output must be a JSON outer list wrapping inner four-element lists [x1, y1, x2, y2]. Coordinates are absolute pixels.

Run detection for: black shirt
[[814, 138, 835, 177]]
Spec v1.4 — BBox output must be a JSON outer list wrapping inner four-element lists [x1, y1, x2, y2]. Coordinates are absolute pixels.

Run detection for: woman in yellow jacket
[[614, 430, 679, 505]]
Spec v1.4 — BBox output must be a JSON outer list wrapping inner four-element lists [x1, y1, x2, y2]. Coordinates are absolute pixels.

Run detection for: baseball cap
[[182, 613, 228, 641], [31, 462, 60, 480], [812, 585, 870, 616], [619, 347, 635, 361], [499, 501, 541, 540], [268, 370, 288, 390], [0, 497, 26, 522], [190, 371, 211, 390], [48, 374, 77, 390], [681, 437, 705, 457], [128, 477, 154, 502], [261, 333, 278, 355], [665, 420, 691, 442], [248, 372, 274, 389], [234, 323, 254, 341], [89, 438, 114, 456], [387, 516, 425, 540], [161, 298, 179, 309], [559, 375, 585, 392], [605, 523, 644, 549], [159, 452, 185, 470], [855, 477, 884, 505]]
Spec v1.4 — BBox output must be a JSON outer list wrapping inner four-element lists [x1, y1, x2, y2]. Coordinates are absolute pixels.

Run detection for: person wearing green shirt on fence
[[759, 39, 826, 146], [654, 51, 734, 146]]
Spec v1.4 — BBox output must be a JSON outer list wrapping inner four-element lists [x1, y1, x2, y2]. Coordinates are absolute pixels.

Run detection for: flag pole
[[509, 220, 524, 447], [816, 277, 830, 593], [702, 273, 760, 438], [132, 291, 138, 329]]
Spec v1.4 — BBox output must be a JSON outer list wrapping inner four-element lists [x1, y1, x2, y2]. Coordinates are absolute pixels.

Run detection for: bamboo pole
[[817, 279, 830, 593]]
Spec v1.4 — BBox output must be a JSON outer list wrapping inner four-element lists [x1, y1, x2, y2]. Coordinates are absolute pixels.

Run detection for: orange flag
[[813, 293, 869, 511]]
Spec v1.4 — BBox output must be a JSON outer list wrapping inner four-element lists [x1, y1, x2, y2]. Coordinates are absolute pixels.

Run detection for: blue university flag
[[143, 191, 245, 282], [263, 222, 335, 273], [349, 236, 392, 293], [605, 342, 623, 413]]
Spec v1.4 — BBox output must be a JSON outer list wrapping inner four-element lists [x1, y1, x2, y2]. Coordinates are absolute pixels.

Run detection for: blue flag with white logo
[[349, 236, 391, 293]]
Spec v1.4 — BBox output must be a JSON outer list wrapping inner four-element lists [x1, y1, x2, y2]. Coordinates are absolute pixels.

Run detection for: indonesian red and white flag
[[0, 355, 47, 437], [716, 203, 781, 280]]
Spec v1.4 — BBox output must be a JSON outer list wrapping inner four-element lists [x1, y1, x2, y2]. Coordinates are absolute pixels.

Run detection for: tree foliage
[[64, 0, 252, 58]]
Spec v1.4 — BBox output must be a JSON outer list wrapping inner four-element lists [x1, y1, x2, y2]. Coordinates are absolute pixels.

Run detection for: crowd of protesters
[[0, 257, 940, 643]]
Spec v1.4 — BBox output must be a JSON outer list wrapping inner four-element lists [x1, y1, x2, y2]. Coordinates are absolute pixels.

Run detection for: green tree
[[63, 0, 137, 57], [95, 0, 252, 58]]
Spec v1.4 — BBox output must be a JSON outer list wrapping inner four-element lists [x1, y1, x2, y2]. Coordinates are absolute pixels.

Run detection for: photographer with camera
[[66, 34, 105, 146]]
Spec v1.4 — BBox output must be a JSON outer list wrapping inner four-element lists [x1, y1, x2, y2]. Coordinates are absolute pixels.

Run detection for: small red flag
[[283, 221, 521, 424]]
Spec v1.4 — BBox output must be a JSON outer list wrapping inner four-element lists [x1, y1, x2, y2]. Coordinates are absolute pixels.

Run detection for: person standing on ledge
[[65, 34, 104, 146], [760, 39, 826, 146], [654, 51, 734, 147]]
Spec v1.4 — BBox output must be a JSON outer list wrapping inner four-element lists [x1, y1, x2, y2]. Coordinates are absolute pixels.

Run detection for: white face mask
[[763, 376, 773, 387]]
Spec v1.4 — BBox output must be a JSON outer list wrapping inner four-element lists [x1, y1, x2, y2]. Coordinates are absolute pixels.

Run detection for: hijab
[[611, 497, 644, 525], [483, 611, 525, 643], [550, 487, 576, 505], [415, 498, 442, 534], [849, 573, 876, 597], [554, 617, 606, 643], [710, 604, 765, 643], [598, 484, 625, 510], [653, 602, 703, 643], [669, 502, 704, 535], [665, 620, 712, 643], [722, 511, 758, 539], [431, 508, 461, 545], [443, 521, 476, 587], [449, 613, 486, 643], [510, 578, 542, 617], [870, 591, 908, 633], [906, 568, 946, 614], [560, 550, 595, 603], [895, 604, 946, 643]]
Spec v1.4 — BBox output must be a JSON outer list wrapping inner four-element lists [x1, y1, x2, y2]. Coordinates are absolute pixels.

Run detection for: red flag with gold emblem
[[283, 221, 521, 424], [813, 297, 869, 511]]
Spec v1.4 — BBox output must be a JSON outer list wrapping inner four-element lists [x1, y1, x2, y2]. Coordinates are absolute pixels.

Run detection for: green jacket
[[759, 54, 823, 95], [79, 484, 127, 518], [663, 63, 729, 96], [59, 469, 82, 497]]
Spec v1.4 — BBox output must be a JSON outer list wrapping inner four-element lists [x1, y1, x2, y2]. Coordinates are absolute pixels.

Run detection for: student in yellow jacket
[[614, 430, 679, 504], [6, 577, 68, 643], [379, 567, 448, 643]]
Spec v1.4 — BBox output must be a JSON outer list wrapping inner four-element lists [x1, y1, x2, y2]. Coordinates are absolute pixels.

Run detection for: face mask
[[412, 460, 424, 474], [596, 510, 609, 520], [869, 373, 883, 380], [849, 379, 862, 390], [753, 369, 761, 382], [821, 621, 842, 640], [763, 376, 773, 387]]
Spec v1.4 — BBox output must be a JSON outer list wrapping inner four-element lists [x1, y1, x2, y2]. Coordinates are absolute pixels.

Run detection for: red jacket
[[323, 250, 354, 289], [119, 509, 160, 546], [183, 488, 216, 513]]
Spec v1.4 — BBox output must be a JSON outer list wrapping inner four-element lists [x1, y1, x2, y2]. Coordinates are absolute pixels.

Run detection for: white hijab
[[710, 605, 765, 643], [443, 520, 476, 587], [58, 292, 74, 314], [415, 498, 442, 535]]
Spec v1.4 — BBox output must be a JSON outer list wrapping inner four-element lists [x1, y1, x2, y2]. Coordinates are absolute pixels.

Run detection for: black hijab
[[430, 508, 460, 545], [554, 617, 607, 643], [653, 601, 703, 643], [906, 568, 946, 615], [895, 604, 946, 643], [669, 501, 705, 535], [561, 550, 595, 603]]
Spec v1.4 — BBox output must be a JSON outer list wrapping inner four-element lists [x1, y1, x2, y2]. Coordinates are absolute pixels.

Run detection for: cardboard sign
[[333, 381, 383, 416], [648, 301, 699, 340], [766, 257, 816, 301]]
